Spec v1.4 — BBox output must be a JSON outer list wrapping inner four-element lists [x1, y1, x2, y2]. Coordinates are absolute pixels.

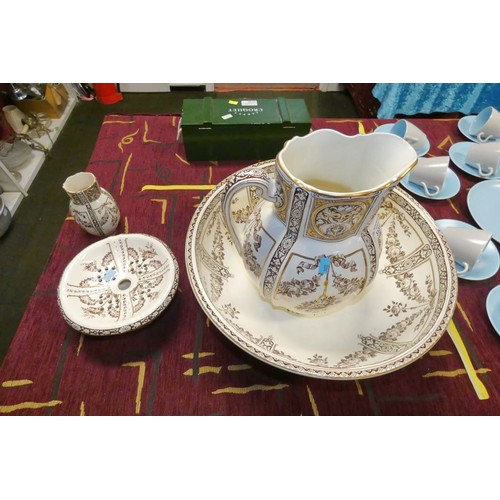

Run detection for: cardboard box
[[181, 97, 311, 161], [14, 84, 69, 119]]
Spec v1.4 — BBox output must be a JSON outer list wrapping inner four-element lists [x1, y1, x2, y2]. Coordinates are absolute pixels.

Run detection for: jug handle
[[220, 167, 277, 255]]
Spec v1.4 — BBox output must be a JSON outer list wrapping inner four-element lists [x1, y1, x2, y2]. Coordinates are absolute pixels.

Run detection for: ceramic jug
[[63, 172, 120, 236], [221, 128, 417, 316]]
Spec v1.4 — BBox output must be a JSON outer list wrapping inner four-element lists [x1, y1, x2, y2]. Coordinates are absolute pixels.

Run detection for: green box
[[181, 97, 311, 161]]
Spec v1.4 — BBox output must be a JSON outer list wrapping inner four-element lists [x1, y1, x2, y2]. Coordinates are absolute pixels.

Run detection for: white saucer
[[449, 142, 500, 180], [374, 123, 430, 156], [400, 168, 460, 200], [186, 160, 457, 380], [468, 180, 500, 243], [458, 115, 500, 143], [435, 219, 500, 280], [486, 285, 500, 335], [58, 233, 179, 336]]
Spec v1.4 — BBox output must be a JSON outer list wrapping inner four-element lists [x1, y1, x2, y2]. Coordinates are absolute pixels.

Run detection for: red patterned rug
[[0, 115, 498, 415]]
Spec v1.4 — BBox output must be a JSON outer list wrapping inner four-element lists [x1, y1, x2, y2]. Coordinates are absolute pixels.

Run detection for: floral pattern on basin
[[186, 160, 458, 380], [58, 234, 179, 336]]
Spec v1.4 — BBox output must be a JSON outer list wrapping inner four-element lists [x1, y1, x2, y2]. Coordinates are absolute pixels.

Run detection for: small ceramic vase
[[63, 172, 120, 236]]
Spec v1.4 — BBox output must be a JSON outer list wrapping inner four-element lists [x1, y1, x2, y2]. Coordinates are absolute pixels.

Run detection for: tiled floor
[[0, 89, 359, 364]]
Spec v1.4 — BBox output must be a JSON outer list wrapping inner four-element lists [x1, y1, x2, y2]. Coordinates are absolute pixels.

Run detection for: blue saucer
[[400, 168, 460, 200], [486, 285, 500, 335], [467, 180, 500, 243], [458, 115, 500, 144], [458, 116, 479, 142], [374, 123, 430, 157], [435, 219, 500, 281], [448, 142, 500, 180]]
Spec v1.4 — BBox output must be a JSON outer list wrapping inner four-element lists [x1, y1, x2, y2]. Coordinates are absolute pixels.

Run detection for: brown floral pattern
[[70, 188, 120, 237], [307, 199, 371, 241], [277, 253, 364, 312], [60, 235, 178, 336], [263, 187, 309, 297], [334, 198, 438, 369]]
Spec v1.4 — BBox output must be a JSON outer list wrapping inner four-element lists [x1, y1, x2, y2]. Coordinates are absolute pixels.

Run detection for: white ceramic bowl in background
[[0, 140, 33, 172]]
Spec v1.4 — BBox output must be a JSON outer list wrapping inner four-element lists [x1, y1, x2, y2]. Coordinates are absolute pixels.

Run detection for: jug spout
[[277, 128, 418, 197]]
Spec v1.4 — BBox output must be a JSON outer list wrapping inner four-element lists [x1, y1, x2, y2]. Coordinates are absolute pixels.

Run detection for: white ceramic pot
[[220, 128, 418, 316], [63, 172, 120, 236]]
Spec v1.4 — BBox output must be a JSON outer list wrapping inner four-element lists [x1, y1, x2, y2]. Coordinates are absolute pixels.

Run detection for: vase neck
[[63, 172, 101, 205]]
